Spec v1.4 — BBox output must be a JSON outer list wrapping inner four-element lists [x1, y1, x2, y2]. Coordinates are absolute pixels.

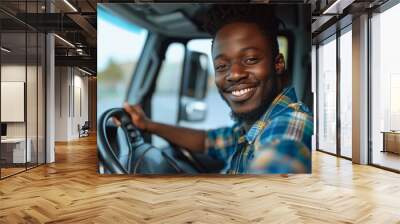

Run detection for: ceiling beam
[[55, 55, 96, 72], [67, 13, 97, 46]]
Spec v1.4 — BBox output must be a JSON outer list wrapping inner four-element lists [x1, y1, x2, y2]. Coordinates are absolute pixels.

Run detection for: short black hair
[[202, 4, 281, 58]]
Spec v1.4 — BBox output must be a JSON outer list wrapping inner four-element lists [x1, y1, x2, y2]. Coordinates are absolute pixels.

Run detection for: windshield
[[97, 4, 148, 117]]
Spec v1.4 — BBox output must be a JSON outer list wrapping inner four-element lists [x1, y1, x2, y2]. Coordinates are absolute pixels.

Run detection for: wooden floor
[[1, 163, 44, 178], [1, 167, 26, 178], [1, 135, 400, 223]]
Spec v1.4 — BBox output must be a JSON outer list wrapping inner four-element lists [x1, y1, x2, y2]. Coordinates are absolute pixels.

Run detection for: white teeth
[[231, 88, 253, 96]]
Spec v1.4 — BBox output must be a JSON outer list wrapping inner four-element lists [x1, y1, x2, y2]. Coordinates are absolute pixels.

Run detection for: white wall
[[72, 73, 89, 138], [1, 65, 26, 140], [54, 67, 89, 141], [54, 66, 69, 141], [1, 65, 37, 138]]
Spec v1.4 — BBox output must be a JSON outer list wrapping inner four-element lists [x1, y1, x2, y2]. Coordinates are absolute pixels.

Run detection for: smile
[[231, 88, 255, 97], [228, 87, 256, 102]]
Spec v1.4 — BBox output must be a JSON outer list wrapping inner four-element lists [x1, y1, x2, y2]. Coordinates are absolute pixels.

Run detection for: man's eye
[[215, 64, 228, 72], [244, 57, 259, 65]]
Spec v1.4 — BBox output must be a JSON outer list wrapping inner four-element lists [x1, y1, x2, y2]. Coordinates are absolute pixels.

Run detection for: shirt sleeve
[[204, 125, 237, 163], [250, 111, 313, 174]]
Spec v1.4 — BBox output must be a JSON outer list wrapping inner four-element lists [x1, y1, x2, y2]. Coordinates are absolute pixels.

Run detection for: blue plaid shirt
[[205, 87, 313, 174]]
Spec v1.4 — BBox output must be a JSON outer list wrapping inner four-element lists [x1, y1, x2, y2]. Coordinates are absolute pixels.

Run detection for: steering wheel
[[97, 108, 200, 174]]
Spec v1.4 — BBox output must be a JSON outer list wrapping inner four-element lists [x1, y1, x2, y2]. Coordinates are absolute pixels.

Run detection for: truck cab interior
[[97, 3, 312, 174]]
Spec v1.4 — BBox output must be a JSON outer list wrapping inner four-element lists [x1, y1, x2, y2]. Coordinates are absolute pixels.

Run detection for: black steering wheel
[[97, 108, 201, 174]]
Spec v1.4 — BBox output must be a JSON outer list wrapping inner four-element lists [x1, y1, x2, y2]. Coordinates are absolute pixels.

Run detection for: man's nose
[[227, 62, 247, 82]]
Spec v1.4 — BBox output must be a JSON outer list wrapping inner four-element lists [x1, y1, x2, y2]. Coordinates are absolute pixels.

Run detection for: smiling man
[[124, 5, 313, 174]]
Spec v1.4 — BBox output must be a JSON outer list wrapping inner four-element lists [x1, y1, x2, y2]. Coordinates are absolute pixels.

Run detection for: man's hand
[[123, 102, 206, 153], [123, 103, 151, 131]]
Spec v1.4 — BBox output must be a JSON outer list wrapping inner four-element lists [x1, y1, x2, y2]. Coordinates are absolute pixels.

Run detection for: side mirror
[[179, 50, 210, 122], [180, 96, 207, 122], [181, 50, 209, 99]]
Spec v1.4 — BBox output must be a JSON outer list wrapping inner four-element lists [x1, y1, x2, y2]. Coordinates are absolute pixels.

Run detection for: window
[[151, 43, 185, 148], [179, 39, 234, 130], [1, 31, 27, 177], [0, 1, 46, 179], [317, 36, 337, 154], [152, 39, 235, 148], [371, 3, 400, 171], [390, 75, 400, 130], [339, 28, 352, 158], [97, 4, 148, 117]]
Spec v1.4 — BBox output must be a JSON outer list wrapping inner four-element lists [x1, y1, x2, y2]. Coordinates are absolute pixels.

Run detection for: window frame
[[368, 0, 400, 173], [315, 23, 353, 161]]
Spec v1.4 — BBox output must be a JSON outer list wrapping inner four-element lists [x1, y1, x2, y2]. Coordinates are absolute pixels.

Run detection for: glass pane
[[151, 43, 185, 148], [27, 31, 38, 168], [339, 30, 352, 158], [371, 3, 400, 171], [1, 30, 27, 177], [26, 0, 39, 168], [317, 37, 337, 154], [97, 4, 148, 117], [0, 2, 46, 178], [38, 33, 45, 164]]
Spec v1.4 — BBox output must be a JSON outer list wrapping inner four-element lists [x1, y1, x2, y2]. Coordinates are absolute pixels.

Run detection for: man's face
[[212, 22, 278, 120]]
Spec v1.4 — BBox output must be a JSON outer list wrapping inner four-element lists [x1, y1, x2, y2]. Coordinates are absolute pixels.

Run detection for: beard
[[218, 76, 280, 125]]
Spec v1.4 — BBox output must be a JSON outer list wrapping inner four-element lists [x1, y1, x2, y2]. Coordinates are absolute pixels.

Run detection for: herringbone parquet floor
[[1, 135, 400, 223]]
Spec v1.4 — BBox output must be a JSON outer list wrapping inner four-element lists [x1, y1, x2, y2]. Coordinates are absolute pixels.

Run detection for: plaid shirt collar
[[235, 86, 298, 145]]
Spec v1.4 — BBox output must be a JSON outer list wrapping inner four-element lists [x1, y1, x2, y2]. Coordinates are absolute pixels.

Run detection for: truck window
[[151, 43, 185, 148], [179, 39, 234, 130], [97, 4, 148, 117]]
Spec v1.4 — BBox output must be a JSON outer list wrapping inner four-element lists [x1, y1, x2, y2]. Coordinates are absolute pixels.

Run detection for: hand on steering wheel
[[98, 107, 197, 174], [98, 107, 144, 174], [123, 103, 151, 132], [121, 103, 222, 173]]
